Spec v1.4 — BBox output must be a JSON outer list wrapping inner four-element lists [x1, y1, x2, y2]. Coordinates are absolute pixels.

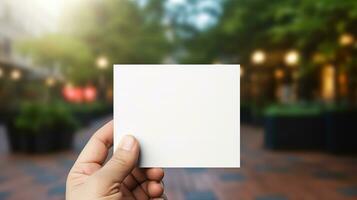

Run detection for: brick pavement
[[0, 119, 356, 200]]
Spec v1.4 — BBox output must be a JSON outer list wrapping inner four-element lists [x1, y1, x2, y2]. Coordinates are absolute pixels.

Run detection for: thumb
[[97, 135, 140, 183]]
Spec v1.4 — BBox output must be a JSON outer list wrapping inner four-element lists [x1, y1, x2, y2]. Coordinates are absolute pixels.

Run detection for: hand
[[66, 120, 165, 200]]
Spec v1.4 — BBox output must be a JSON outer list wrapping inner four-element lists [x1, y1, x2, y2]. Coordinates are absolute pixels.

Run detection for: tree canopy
[[17, 0, 171, 84], [180, 0, 357, 65]]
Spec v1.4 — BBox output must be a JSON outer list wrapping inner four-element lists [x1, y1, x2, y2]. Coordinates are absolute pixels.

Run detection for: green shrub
[[69, 102, 109, 115], [15, 102, 79, 135], [264, 104, 323, 117]]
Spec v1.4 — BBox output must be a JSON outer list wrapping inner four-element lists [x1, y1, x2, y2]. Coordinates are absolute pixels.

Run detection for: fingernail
[[119, 135, 135, 151]]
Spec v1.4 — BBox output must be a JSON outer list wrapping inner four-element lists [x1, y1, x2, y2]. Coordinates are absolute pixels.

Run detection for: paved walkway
[[0, 119, 357, 200]]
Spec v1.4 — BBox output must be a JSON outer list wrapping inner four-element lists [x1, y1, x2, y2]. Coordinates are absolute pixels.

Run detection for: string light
[[339, 33, 354, 46], [11, 69, 21, 81], [240, 66, 244, 77], [0, 68, 3, 78], [284, 50, 299, 66], [251, 50, 266, 65], [96, 56, 109, 70]]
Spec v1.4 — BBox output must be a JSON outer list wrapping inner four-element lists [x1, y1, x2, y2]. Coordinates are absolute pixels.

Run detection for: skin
[[66, 121, 165, 200]]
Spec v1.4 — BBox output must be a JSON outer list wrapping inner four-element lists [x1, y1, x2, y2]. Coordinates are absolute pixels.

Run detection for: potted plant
[[1, 107, 20, 151], [264, 104, 325, 150], [51, 102, 80, 150], [7, 102, 79, 153], [324, 104, 357, 154]]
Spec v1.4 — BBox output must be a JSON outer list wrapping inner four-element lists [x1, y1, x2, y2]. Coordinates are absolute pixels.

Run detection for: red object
[[62, 86, 83, 103], [62, 85, 97, 103], [83, 85, 97, 102]]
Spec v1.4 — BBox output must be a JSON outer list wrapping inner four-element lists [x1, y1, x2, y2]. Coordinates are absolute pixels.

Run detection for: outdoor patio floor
[[0, 118, 356, 200]]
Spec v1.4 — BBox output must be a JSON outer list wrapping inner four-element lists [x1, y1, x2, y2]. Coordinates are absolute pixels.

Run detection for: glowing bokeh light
[[96, 56, 109, 70], [274, 69, 284, 80], [11, 70, 22, 81], [251, 50, 266, 65], [322, 64, 335, 101], [83, 85, 97, 102], [285, 50, 299, 66], [339, 33, 354, 46]]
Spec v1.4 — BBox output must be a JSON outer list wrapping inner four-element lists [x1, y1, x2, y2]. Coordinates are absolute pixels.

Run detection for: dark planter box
[[6, 124, 36, 153], [58, 131, 74, 150], [0, 111, 17, 127], [324, 111, 357, 154], [264, 115, 325, 150], [5, 125, 75, 154], [240, 105, 252, 124], [32, 130, 57, 153]]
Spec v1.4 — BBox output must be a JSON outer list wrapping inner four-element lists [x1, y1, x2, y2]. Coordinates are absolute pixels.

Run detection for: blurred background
[[0, 0, 356, 199]]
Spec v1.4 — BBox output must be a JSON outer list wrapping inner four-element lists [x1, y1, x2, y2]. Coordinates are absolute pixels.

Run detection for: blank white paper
[[114, 64, 240, 168]]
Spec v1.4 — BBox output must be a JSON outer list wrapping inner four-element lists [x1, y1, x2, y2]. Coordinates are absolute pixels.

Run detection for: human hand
[[66, 121, 165, 200]]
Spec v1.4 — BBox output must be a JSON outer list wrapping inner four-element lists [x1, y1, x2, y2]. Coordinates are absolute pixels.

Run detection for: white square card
[[114, 64, 240, 168]]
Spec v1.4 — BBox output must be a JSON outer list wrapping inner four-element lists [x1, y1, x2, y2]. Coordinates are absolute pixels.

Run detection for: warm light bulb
[[285, 50, 299, 66], [0, 68, 3, 78], [240, 66, 244, 77], [11, 70, 21, 80], [96, 56, 109, 69], [339, 33, 354, 46], [251, 50, 266, 65]]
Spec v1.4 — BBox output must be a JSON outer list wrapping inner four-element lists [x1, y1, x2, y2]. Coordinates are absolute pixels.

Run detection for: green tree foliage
[[181, 0, 357, 65], [178, 0, 357, 102], [17, 0, 170, 84], [17, 34, 94, 84], [66, 0, 170, 65]]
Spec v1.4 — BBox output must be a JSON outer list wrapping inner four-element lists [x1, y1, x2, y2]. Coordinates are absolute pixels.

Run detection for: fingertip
[[145, 168, 164, 181], [116, 135, 140, 153], [101, 135, 140, 183], [126, 135, 139, 147], [147, 181, 164, 198]]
